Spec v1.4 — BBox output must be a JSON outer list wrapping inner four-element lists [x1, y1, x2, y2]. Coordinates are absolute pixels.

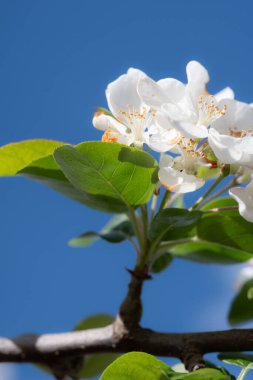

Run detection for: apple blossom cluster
[[93, 61, 253, 222]]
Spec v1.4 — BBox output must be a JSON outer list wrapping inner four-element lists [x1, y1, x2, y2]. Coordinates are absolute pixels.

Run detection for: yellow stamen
[[198, 95, 227, 125], [229, 128, 253, 138], [102, 130, 118, 143]]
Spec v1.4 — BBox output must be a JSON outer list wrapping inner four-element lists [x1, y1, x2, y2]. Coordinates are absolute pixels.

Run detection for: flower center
[[118, 105, 155, 130], [174, 138, 208, 175], [198, 95, 227, 126], [178, 137, 208, 159]]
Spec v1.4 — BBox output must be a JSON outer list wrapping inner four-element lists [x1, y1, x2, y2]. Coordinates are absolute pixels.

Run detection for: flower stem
[[205, 205, 238, 213], [158, 189, 171, 212], [128, 208, 143, 256], [141, 204, 149, 244], [191, 166, 230, 210], [200, 175, 240, 207], [128, 206, 150, 269], [151, 193, 159, 221]]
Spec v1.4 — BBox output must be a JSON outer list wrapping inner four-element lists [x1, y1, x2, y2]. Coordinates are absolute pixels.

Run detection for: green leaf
[[149, 208, 201, 242], [74, 314, 114, 331], [151, 253, 173, 273], [81, 354, 120, 379], [74, 314, 120, 379], [197, 214, 253, 256], [20, 154, 125, 213], [1, 140, 158, 213], [100, 352, 171, 380], [100, 353, 231, 380], [69, 214, 134, 247], [228, 279, 253, 325], [0, 139, 64, 175], [54, 142, 158, 211], [166, 211, 253, 264], [162, 368, 232, 380], [169, 241, 252, 264], [218, 352, 253, 368], [201, 197, 237, 211]]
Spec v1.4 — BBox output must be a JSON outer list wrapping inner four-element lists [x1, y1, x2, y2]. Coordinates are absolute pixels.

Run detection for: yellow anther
[[102, 130, 118, 143]]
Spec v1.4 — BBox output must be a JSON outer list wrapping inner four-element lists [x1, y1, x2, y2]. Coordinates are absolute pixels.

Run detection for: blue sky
[[0, 1, 253, 379]]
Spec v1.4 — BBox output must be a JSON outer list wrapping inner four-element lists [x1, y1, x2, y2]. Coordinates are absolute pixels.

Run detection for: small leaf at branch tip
[[151, 253, 173, 274], [69, 214, 134, 248]]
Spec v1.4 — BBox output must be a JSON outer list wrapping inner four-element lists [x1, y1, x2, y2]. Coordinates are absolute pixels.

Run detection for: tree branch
[[1, 269, 253, 375], [118, 266, 151, 329], [0, 327, 253, 369]]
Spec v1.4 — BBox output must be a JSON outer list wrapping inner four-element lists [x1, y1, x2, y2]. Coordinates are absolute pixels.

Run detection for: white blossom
[[137, 60, 233, 139], [93, 68, 179, 151], [209, 99, 253, 168], [158, 139, 208, 193]]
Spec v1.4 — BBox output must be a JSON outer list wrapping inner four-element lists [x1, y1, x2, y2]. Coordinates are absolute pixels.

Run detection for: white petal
[[215, 87, 234, 101], [174, 120, 208, 139], [229, 182, 253, 222], [213, 99, 253, 134], [159, 167, 204, 193], [159, 153, 174, 168], [233, 101, 253, 130], [162, 103, 187, 122], [93, 113, 127, 134], [106, 68, 145, 117], [238, 136, 253, 154], [157, 78, 186, 102], [186, 61, 210, 107], [149, 128, 180, 153], [117, 134, 135, 146], [208, 128, 243, 163], [137, 76, 168, 108], [155, 111, 174, 129], [186, 60, 209, 86]]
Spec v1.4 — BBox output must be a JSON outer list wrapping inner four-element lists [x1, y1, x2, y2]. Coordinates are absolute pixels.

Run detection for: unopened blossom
[[93, 68, 179, 151], [229, 180, 253, 222], [209, 99, 253, 168], [138, 60, 233, 139], [158, 138, 208, 193]]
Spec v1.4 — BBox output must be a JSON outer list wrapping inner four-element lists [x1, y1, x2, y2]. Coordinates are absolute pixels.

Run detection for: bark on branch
[[0, 327, 253, 369], [1, 268, 253, 375]]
